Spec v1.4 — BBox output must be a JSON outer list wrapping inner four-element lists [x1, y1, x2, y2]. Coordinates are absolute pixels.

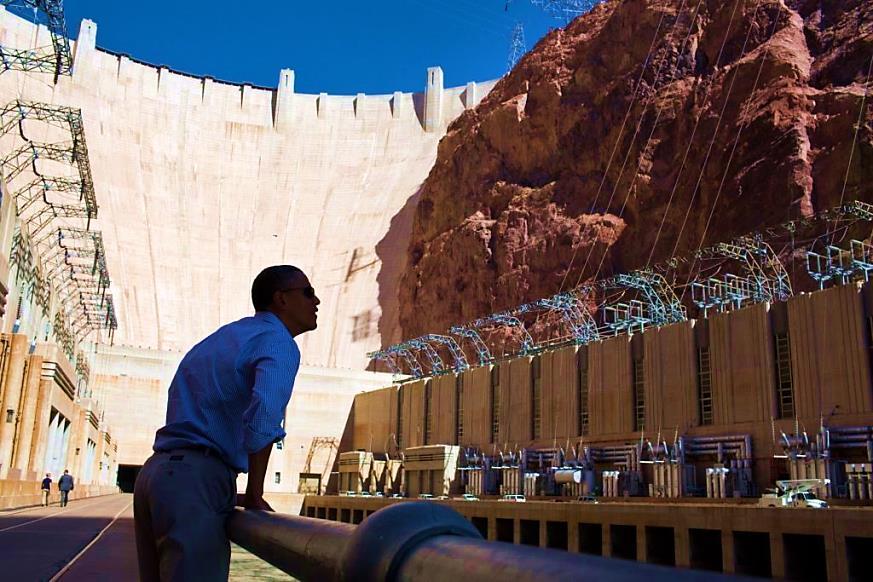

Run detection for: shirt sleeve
[[242, 337, 300, 453]]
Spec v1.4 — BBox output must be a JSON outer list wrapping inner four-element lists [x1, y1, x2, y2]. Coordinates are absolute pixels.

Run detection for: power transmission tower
[[508, 21, 526, 72], [0, 1, 73, 78], [532, 1, 603, 23]]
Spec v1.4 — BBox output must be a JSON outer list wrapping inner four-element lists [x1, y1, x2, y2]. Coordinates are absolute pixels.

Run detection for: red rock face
[[398, 0, 873, 341]]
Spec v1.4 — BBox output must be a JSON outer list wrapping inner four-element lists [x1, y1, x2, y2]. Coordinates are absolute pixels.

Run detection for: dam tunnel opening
[[117, 464, 142, 493]]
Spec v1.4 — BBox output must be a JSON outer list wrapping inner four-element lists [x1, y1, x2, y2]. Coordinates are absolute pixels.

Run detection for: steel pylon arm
[[0, 1, 73, 77], [476, 312, 536, 355], [421, 334, 469, 372], [449, 326, 493, 366]]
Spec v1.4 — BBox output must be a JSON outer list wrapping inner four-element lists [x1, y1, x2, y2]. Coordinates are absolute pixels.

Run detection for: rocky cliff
[[397, 0, 873, 340]]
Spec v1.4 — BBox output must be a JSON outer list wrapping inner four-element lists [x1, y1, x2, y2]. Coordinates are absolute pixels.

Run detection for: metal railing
[[227, 501, 737, 581]]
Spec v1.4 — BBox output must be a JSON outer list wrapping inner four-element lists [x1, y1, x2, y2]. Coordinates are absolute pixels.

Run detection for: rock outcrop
[[398, 0, 873, 339]]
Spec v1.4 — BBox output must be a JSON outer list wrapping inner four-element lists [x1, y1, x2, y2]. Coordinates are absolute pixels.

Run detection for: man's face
[[272, 272, 320, 336]]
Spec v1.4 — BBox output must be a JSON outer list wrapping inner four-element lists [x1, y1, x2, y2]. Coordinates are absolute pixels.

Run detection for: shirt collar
[[254, 311, 293, 339]]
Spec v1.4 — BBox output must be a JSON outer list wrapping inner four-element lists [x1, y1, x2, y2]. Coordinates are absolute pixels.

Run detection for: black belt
[[160, 445, 219, 458]]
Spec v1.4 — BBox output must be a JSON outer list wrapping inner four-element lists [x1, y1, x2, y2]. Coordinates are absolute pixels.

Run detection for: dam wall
[[0, 9, 498, 371]]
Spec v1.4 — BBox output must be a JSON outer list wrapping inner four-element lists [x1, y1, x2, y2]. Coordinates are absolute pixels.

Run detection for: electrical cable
[[554, 2, 673, 293], [574, 0, 705, 289], [830, 50, 873, 245], [677, 2, 788, 305], [643, 0, 754, 270], [588, 0, 720, 285]]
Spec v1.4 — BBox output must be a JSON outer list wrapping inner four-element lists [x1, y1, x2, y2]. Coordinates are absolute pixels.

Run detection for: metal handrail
[[227, 501, 738, 581]]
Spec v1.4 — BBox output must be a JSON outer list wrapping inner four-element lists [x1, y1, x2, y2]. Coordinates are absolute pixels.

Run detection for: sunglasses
[[279, 286, 316, 299]]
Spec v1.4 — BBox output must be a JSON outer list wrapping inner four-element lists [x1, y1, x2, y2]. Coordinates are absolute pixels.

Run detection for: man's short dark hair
[[251, 265, 304, 311]]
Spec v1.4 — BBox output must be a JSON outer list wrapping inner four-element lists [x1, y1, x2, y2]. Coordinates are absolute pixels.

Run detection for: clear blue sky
[[60, 1, 564, 94]]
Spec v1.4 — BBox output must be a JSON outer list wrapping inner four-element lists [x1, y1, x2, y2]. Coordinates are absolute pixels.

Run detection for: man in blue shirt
[[133, 265, 319, 581]]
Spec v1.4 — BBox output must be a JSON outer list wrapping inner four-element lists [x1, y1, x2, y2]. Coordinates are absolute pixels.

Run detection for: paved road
[[0, 493, 291, 581], [0, 494, 133, 581]]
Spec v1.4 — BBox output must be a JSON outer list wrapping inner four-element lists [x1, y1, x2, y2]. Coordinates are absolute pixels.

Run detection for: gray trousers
[[134, 449, 237, 581]]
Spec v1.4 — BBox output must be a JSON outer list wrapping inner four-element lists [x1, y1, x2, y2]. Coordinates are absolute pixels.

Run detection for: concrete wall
[[430, 374, 457, 445], [589, 335, 633, 436], [461, 366, 493, 449], [0, 481, 118, 511], [90, 341, 393, 493], [788, 283, 873, 418], [399, 379, 427, 449], [498, 357, 533, 446], [541, 345, 580, 444], [643, 322, 698, 432], [0, 11, 497, 373], [351, 386, 398, 453]]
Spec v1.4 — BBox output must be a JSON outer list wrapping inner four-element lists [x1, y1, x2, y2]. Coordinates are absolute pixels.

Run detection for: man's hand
[[242, 493, 274, 512], [244, 443, 275, 511]]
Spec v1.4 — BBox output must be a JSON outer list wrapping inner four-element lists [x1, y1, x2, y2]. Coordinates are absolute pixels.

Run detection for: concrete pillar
[[67, 409, 88, 480], [201, 77, 215, 106], [73, 19, 97, 79], [568, 521, 579, 553], [675, 527, 690, 568], [44, 410, 60, 476], [487, 516, 497, 541], [602, 524, 611, 557], [95, 430, 106, 485], [0, 334, 29, 478], [355, 93, 366, 118], [721, 530, 735, 574], [392, 91, 403, 119], [464, 82, 478, 109], [769, 532, 785, 579], [317, 93, 329, 120], [636, 526, 647, 562], [273, 69, 295, 129], [512, 518, 520, 545], [28, 378, 53, 474], [157, 66, 171, 96], [539, 520, 547, 548], [424, 66, 444, 132], [59, 417, 72, 474], [11, 354, 43, 477]]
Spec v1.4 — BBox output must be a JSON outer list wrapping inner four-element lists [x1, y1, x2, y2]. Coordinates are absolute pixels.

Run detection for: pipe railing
[[228, 501, 739, 581]]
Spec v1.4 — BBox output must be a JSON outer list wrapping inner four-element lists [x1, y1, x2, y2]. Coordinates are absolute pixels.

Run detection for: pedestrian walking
[[41, 473, 52, 506], [58, 470, 74, 507], [134, 265, 319, 582]]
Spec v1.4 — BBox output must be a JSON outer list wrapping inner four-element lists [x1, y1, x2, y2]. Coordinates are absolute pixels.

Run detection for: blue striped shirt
[[153, 311, 300, 473]]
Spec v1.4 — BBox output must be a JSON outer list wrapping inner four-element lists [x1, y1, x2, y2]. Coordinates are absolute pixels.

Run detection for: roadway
[[0, 494, 288, 581]]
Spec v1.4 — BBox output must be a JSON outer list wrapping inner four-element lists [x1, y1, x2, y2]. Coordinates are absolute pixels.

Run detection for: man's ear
[[270, 290, 283, 309]]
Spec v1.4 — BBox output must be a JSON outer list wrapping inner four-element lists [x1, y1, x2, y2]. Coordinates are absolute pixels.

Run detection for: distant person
[[58, 470, 74, 507], [41, 473, 52, 506], [134, 265, 319, 582]]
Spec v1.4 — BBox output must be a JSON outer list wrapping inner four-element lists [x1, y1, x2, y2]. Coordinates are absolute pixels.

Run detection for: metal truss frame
[[0, 99, 115, 337], [807, 239, 873, 289], [529, 0, 603, 22], [0, 1, 73, 78], [449, 326, 493, 367], [420, 334, 469, 373], [581, 269, 686, 334], [474, 312, 537, 356], [536, 292, 600, 344]]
